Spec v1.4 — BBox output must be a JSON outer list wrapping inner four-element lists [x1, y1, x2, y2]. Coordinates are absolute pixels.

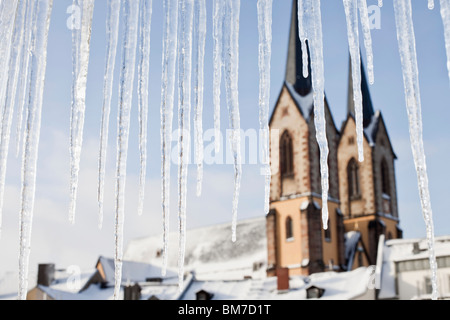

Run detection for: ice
[[69, 0, 95, 225], [257, 0, 273, 214], [343, 0, 365, 163], [113, 0, 139, 300], [378, 0, 383, 7], [297, 0, 309, 78], [393, 0, 439, 300], [97, 0, 120, 229], [193, 0, 206, 197], [18, 0, 53, 300], [358, 0, 375, 85], [177, 0, 194, 291], [0, 0, 24, 238], [429, 0, 435, 10], [223, 0, 242, 242], [440, 0, 450, 84], [160, 0, 179, 276], [137, 0, 153, 217], [15, 0, 35, 158], [213, 0, 224, 153]]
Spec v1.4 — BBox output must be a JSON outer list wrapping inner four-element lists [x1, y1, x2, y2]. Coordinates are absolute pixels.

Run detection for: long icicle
[[15, 0, 35, 158], [18, 0, 53, 300], [358, 0, 375, 85], [297, 0, 309, 78], [113, 0, 140, 300], [257, 0, 273, 214], [300, 0, 330, 229], [429, 0, 435, 10], [193, 0, 206, 197], [213, 0, 224, 153], [440, 0, 450, 84], [137, 0, 153, 217], [0, 0, 26, 239], [223, 0, 242, 242], [69, 0, 95, 225], [160, 0, 179, 276], [393, 0, 439, 300], [177, 0, 194, 291], [343, 0, 365, 163], [98, 0, 120, 229]]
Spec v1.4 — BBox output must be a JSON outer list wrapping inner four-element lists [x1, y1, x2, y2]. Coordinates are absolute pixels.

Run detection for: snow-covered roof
[[378, 236, 450, 299], [124, 217, 267, 281], [345, 231, 361, 271], [0, 271, 20, 300], [284, 81, 314, 122]]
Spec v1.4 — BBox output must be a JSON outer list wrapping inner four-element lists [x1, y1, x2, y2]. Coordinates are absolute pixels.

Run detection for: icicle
[[18, 0, 53, 300], [429, 0, 435, 10], [393, 0, 439, 300], [0, 0, 24, 238], [358, 0, 375, 85], [440, 0, 450, 84], [257, 0, 273, 214], [343, 0, 365, 163], [378, 0, 383, 7], [113, 0, 140, 300], [97, 0, 120, 229], [137, 0, 153, 217], [177, 0, 194, 291], [297, 0, 309, 78], [213, 0, 224, 153], [301, 0, 330, 229], [69, 0, 95, 225], [223, 0, 242, 242], [160, 0, 179, 276], [193, 0, 206, 197], [15, 0, 35, 159]]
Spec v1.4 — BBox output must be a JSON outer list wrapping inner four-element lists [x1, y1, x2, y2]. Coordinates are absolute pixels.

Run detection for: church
[[266, 0, 402, 277]]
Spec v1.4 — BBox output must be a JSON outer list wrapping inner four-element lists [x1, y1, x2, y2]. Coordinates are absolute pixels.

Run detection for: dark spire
[[347, 55, 375, 128], [285, 0, 312, 96]]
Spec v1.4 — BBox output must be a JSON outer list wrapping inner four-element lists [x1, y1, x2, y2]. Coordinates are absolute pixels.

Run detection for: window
[[285, 216, 293, 240], [280, 131, 294, 177], [324, 221, 331, 242], [425, 277, 432, 295], [358, 249, 364, 267], [348, 136, 355, 145], [381, 159, 390, 196], [347, 158, 360, 199]]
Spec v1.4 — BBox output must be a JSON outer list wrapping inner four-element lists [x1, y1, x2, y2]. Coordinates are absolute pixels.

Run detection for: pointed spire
[[347, 55, 375, 127], [285, 0, 312, 96]]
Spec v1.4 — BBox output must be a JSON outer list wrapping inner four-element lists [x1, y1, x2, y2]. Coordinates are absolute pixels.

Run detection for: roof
[[345, 231, 361, 271], [124, 217, 267, 281]]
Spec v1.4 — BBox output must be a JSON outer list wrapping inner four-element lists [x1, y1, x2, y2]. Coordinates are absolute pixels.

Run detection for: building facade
[[266, 0, 401, 277]]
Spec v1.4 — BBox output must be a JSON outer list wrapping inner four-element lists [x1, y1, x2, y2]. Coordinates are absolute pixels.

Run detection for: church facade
[[266, 0, 402, 277]]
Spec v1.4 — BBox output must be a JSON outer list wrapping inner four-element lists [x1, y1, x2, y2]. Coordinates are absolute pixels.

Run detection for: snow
[[345, 231, 361, 270], [97, 0, 120, 229], [113, 0, 140, 300], [257, 0, 273, 214], [284, 81, 314, 121], [393, 0, 439, 300]]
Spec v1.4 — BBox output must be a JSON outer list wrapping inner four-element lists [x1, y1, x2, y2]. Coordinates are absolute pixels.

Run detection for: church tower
[[338, 59, 402, 268], [266, 0, 345, 277]]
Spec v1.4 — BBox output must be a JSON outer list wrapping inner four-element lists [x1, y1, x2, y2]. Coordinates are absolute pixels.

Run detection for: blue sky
[[0, 0, 449, 275]]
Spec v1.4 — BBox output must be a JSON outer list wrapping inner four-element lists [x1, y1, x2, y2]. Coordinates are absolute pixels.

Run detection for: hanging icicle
[[213, 0, 224, 153], [69, 0, 95, 225], [298, 0, 330, 229], [378, 0, 383, 7], [137, 0, 153, 217], [223, 0, 242, 242], [393, 0, 439, 300], [160, 0, 179, 276], [429, 0, 435, 10], [343, 0, 365, 163], [440, 0, 450, 84], [97, 0, 120, 229], [0, 0, 23, 238], [358, 0, 375, 85], [257, 0, 273, 214], [177, 0, 194, 291], [113, 0, 140, 300], [193, 0, 206, 197], [297, 0, 309, 78], [18, 0, 53, 300]]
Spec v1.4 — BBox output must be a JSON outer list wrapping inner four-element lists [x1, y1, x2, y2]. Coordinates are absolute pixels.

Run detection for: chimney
[[276, 267, 290, 291], [37, 264, 55, 287], [124, 283, 142, 300]]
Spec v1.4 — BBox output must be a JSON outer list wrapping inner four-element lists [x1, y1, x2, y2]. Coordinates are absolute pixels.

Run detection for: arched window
[[381, 159, 390, 196], [347, 158, 360, 199], [286, 216, 293, 240], [280, 131, 294, 177]]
